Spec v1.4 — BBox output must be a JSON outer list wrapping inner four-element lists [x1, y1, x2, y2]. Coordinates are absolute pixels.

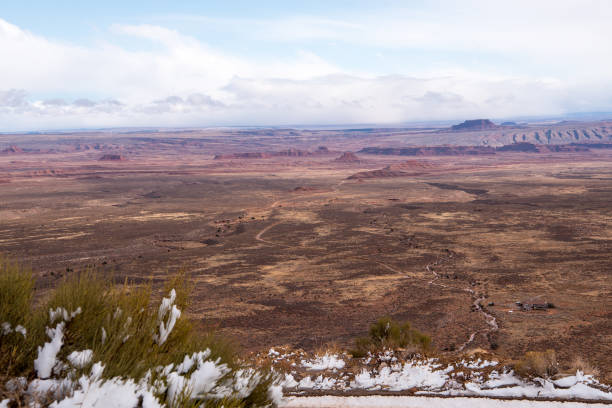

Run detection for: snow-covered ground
[[280, 396, 611, 408], [3, 293, 611, 407], [264, 349, 612, 403], [301, 354, 346, 371]]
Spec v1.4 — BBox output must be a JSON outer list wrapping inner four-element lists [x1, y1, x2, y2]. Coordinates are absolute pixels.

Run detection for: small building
[[515, 299, 552, 311]]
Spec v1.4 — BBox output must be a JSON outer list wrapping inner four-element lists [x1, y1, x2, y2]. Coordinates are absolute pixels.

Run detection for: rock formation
[[451, 119, 499, 131], [334, 152, 361, 163]]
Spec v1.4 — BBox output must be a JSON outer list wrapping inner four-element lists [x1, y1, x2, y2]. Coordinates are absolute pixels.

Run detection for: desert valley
[[3, 2, 612, 406], [2, 119, 611, 385]]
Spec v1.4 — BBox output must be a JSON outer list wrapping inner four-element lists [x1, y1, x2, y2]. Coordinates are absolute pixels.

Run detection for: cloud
[[43, 99, 68, 106], [186, 93, 224, 107], [163, 1, 612, 75], [0, 89, 28, 108], [139, 94, 223, 114], [73, 98, 97, 108], [1, 2, 612, 131], [1, 73, 612, 130]]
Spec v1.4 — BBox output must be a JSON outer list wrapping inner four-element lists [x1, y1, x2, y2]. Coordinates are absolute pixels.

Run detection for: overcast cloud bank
[[1, 1, 612, 130]]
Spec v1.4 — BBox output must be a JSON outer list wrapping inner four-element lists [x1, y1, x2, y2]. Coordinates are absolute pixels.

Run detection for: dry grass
[[0, 257, 45, 382], [569, 356, 600, 377], [314, 341, 342, 357], [514, 350, 559, 378]]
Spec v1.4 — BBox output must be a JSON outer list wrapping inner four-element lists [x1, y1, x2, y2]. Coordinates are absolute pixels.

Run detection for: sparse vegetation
[[514, 349, 559, 378], [0, 257, 42, 381], [569, 356, 600, 377], [0, 257, 277, 407], [3, 128, 612, 380], [350, 317, 431, 358]]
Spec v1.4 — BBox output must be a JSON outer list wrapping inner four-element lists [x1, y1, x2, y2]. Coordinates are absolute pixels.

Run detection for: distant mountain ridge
[[359, 142, 600, 157]]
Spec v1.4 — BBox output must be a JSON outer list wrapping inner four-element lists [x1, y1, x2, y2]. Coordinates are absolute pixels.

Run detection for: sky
[[1, 0, 612, 130]]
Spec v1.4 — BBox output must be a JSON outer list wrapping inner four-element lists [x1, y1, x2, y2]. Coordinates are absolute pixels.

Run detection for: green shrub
[[349, 337, 373, 358], [351, 316, 431, 357], [0, 257, 276, 407], [514, 349, 558, 378], [0, 257, 45, 381]]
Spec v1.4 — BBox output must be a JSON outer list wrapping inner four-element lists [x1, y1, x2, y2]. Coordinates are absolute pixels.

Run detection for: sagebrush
[[351, 316, 431, 358], [514, 349, 559, 378], [0, 257, 277, 407]]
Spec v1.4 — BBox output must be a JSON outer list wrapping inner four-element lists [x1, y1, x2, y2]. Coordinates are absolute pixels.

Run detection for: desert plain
[[1, 121, 611, 379]]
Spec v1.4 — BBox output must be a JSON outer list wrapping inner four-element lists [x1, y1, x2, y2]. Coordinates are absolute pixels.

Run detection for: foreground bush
[[514, 349, 559, 378], [569, 356, 600, 377], [351, 317, 431, 358], [0, 257, 279, 407]]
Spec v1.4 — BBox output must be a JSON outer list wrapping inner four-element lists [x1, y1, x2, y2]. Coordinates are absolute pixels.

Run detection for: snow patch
[[302, 354, 346, 371], [299, 375, 337, 390], [282, 373, 299, 388], [269, 384, 284, 406], [438, 369, 612, 401], [351, 361, 448, 391]]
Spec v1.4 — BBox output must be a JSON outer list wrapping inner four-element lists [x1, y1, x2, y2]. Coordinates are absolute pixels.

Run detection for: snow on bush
[[154, 289, 181, 345], [22, 340, 273, 407], [33, 306, 86, 379], [67, 350, 93, 368], [1, 322, 26, 337], [34, 322, 66, 379], [15, 324, 26, 337], [1, 286, 278, 407], [32, 363, 163, 408], [49, 306, 82, 323], [165, 355, 229, 403]]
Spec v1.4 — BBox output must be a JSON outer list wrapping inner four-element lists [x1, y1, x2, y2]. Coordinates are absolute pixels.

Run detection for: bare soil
[[1, 126, 611, 379]]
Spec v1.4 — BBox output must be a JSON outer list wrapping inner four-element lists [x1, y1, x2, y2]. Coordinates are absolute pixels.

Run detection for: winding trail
[[255, 221, 290, 247], [253, 179, 347, 247], [425, 254, 498, 351]]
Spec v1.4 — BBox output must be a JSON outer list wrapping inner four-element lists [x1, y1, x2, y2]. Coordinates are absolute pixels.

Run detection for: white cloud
[[242, 1, 612, 59], [163, 1, 612, 74], [1, 1, 612, 131], [0, 89, 28, 108]]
